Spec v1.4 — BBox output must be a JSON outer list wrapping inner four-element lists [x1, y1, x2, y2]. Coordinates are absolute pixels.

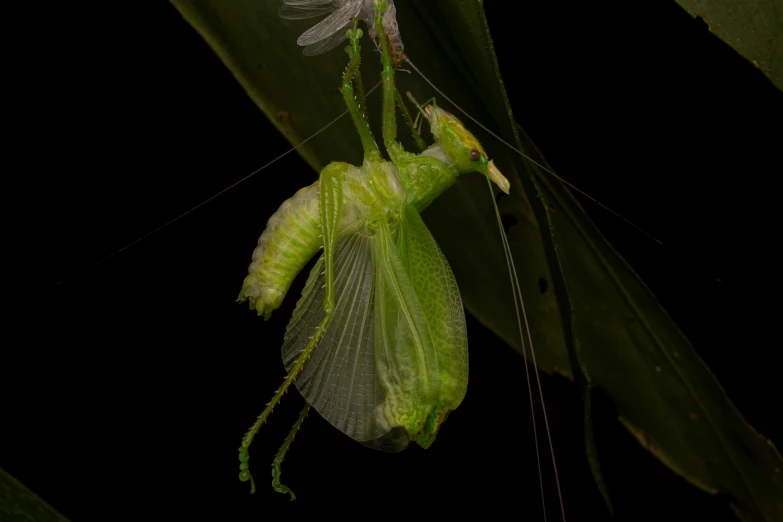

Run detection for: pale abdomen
[[238, 182, 321, 319]]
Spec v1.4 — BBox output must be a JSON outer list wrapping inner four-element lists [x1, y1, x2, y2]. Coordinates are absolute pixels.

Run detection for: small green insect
[[237, 1, 509, 498]]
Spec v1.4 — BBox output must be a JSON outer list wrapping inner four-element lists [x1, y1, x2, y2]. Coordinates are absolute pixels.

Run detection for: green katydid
[[236, 2, 515, 499], [45, 2, 781, 518]]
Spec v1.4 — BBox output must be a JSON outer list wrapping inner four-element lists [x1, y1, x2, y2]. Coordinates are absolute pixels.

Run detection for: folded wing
[[282, 204, 467, 449], [282, 233, 385, 442]]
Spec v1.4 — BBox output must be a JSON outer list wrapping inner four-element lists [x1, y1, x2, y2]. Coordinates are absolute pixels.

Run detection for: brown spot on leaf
[[277, 111, 292, 125]]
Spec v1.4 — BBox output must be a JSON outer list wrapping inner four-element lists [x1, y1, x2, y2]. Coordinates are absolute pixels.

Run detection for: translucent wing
[[282, 233, 386, 443], [278, 0, 336, 20], [283, 206, 465, 450], [279, 0, 404, 57], [295, 1, 362, 47], [302, 24, 353, 56]]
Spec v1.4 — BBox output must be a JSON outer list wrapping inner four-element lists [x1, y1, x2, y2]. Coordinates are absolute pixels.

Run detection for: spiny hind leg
[[271, 403, 311, 500], [237, 164, 345, 493], [268, 166, 345, 498]]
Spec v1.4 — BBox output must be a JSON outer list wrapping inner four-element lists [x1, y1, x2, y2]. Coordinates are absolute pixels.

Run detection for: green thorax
[[383, 142, 461, 213], [355, 149, 460, 219]]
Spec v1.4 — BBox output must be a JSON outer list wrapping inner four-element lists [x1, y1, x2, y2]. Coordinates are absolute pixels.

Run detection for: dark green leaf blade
[[170, 0, 783, 519], [433, 3, 783, 520], [673, 0, 782, 91], [170, 0, 573, 376], [171, 0, 370, 172], [0, 467, 70, 522]]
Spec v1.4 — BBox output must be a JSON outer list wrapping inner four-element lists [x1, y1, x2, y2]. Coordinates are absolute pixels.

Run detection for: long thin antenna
[[485, 175, 567, 521], [406, 55, 575, 520], [404, 57, 718, 282], [56, 82, 382, 286], [483, 173, 551, 520]]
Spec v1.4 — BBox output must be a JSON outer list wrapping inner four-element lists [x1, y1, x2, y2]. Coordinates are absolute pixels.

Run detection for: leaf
[[430, 3, 783, 520], [170, 0, 572, 376], [170, 0, 367, 173], [672, 0, 782, 91], [0, 467, 70, 522], [171, 0, 783, 519]]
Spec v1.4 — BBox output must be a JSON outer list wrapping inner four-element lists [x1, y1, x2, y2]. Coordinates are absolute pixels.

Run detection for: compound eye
[[469, 149, 481, 161]]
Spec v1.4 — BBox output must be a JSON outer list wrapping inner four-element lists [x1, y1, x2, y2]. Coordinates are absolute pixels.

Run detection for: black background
[[8, 1, 782, 521]]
